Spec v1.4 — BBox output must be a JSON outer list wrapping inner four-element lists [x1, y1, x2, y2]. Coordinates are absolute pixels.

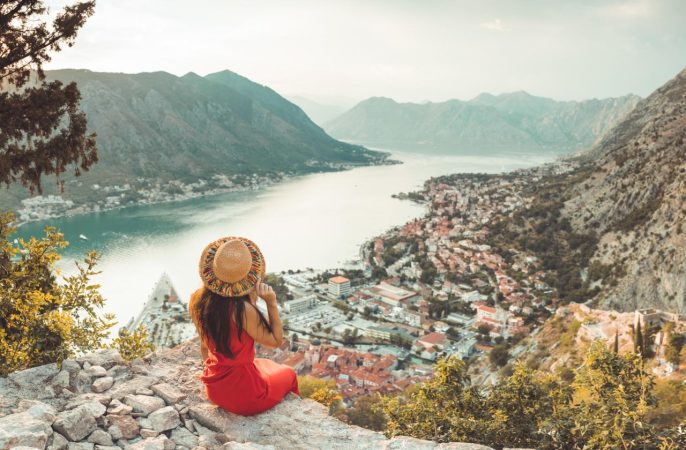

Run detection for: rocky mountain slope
[[0, 340, 508, 450], [51, 69, 382, 179], [324, 92, 640, 153], [0, 69, 387, 209], [560, 66, 686, 312]]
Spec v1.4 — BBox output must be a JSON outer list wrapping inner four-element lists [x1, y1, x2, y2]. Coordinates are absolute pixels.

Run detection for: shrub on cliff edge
[[0, 211, 154, 375]]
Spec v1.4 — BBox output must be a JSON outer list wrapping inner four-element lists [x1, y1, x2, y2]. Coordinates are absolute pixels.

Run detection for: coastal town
[[128, 158, 686, 407], [13, 154, 397, 226], [14, 172, 294, 225]]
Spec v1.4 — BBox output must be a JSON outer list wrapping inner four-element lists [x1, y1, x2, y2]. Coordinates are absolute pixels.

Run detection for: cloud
[[599, 0, 653, 18], [480, 18, 507, 31]]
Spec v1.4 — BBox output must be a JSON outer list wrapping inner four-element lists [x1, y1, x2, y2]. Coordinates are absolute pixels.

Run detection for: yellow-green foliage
[[345, 394, 387, 431], [383, 341, 683, 450], [111, 325, 155, 361], [383, 356, 487, 443], [0, 212, 116, 376], [297, 375, 341, 407], [0, 211, 152, 375], [559, 319, 582, 349]]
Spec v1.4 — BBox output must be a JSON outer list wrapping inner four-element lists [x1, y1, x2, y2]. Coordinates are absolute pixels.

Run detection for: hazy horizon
[[43, 0, 686, 107]]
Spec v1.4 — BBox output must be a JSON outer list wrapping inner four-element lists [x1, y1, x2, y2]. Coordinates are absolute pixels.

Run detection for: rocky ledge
[[0, 339, 513, 450]]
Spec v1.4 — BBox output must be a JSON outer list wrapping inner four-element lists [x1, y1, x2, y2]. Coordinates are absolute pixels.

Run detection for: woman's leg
[[254, 358, 300, 399]]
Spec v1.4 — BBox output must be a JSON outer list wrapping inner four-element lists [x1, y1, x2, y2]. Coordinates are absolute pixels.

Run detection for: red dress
[[199, 316, 300, 416]]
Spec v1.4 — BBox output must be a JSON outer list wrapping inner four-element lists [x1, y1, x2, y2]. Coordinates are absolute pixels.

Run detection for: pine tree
[[0, 1, 98, 193]]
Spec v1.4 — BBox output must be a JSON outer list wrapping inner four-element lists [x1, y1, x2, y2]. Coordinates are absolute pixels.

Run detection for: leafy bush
[[382, 342, 676, 449], [0, 212, 153, 375], [111, 325, 155, 361], [297, 375, 342, 408]]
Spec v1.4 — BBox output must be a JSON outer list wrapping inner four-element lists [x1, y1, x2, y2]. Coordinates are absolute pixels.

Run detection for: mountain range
[[58, 69, 386, 178], [1, 69, 388, 209], [324, 92, 641, 153]]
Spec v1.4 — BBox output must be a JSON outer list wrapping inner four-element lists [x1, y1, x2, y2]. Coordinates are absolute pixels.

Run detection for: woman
[[189, 236, 300, 416]]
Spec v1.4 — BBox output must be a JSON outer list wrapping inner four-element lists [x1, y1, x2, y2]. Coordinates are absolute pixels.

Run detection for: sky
[[44, 0, 686, 106]]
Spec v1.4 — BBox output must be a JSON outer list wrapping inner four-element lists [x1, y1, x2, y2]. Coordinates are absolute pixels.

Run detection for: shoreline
[[14, 158, 400, 229]]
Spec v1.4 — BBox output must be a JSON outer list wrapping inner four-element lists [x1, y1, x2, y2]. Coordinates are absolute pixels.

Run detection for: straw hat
[[199, 236, 265, 297]]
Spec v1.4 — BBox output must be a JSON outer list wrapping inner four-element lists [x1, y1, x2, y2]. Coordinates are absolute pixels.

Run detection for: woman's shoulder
[[242, 301, 261, 325]]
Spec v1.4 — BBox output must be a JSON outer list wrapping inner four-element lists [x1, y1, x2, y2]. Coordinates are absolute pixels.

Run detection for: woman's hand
[[255, 278, 277, 306]]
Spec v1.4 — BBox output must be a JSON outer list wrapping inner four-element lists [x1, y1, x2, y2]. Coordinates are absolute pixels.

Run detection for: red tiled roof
[[282, 353, 305, 367], [419, 332, 447, 345], [329, 276, 350, 284], [477, 305, 497, 314]]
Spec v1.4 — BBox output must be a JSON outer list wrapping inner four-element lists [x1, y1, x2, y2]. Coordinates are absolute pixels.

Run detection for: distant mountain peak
[[362, 96, 398, 104], [325, 91, 640, 153]]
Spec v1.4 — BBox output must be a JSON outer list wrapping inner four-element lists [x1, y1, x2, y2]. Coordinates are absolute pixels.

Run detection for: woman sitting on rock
[[189, 236, 300, 416]]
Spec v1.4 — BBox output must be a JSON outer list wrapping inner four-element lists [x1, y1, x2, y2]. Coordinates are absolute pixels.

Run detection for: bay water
[[16, 150, 552, 328]]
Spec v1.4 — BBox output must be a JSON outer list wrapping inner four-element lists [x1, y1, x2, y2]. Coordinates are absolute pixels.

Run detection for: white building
[[285, 295, 318, 314], [328, 276, 351, 298], [403, 310, 422, 327]]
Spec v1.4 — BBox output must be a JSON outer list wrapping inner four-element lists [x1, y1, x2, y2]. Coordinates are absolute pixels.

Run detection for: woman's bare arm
[[243, 280, 284, 348]]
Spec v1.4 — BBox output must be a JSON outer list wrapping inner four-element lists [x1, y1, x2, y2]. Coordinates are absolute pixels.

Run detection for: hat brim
[[199, 236, 266, 297]]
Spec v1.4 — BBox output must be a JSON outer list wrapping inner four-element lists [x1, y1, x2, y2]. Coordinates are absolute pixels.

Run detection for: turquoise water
[[15, 151, 552, 329]]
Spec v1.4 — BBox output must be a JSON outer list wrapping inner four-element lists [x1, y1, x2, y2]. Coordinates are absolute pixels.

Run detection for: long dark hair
[[189, 286, 272, 358]]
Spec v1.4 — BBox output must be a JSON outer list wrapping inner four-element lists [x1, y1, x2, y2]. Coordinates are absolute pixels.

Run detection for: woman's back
[[201, 311, 255, 369], [192, 292, 299, 416]]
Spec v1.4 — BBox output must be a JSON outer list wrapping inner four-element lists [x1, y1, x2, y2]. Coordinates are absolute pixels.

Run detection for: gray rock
[[65, 394, 112, 410], [107, 365, 131, 381], [61, 360, 81, 374], [127, 435, 175, 450], [52, 403, 100, 442], [124, 395, 165, 416], [140, 429, 160, 438], [130, 359, 149, 375], [8, 363, 59, 390], [170, 427, 198, 448], [137, 418, 153, 430], [221, 444, 276, 450], [67, 443, 95, 450], [87, 429, 114, 446], [94, 446, 123, 450], [181, 419, 195, 433], [197, 435, 219, 449], [148, 407, 180, 432], [88, 366, 108, 378], [73, 371, 94, 393], [82, 401, 107, 418], [48, 432, 68, 450], [135, 388, 155, 396], [77, 350, 125, 370], [151, 384, 187, 405], [93, 377, 114, 393], [109, 376, 159, 401], [107, 399, 133, 415], [0, 402, 56, 449], [106, 414, 140, 440], [192, 424, 215, 439], [52, 370, 71, 390]]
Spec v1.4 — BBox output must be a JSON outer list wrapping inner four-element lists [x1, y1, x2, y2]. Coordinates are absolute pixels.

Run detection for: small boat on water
[[79, 234, 89, 241]]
